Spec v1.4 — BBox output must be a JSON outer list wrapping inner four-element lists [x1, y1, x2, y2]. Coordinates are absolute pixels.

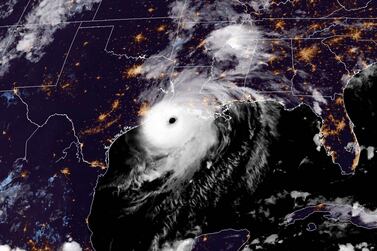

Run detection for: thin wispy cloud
[[0, 0, 18, 19]]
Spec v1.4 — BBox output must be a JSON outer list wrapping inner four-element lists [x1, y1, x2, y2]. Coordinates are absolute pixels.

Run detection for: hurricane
[[88, 74, 283, 250]]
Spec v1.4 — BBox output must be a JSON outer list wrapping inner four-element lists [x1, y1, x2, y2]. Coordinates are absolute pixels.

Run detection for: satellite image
[[0, 0, 377, 250]]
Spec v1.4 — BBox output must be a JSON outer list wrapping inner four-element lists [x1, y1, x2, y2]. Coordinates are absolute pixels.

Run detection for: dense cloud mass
[[89, 98, 282, 250]]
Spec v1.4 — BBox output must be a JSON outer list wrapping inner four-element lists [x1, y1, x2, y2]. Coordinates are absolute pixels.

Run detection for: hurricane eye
[[168, 117, 177, 125]]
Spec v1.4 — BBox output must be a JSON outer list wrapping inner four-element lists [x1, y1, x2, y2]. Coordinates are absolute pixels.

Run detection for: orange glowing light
[[362, 21, 377, 28], [275, 20, 285, 30], [60, 167, 71, 176], [90, 160, 107, 170], [348, 47, 358, 54], [82, 117, 120, 136], [134, 33, 146, 43], [20, 170, 29, 178], [308, 23, 321, 31], [157, 24, 167, 32], [298, 45, 319, 62], [125, 64, 143, 78], [138, 102, 150, 117], [335, 55, 343, 62], [98, 113, 108, 122], [315, 203, 326, 210], [61, 82, 71, 89], [349, 29, 362, 40], [112, 100, 120, 110]]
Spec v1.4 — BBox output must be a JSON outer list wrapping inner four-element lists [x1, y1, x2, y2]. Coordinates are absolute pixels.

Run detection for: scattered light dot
[[20, 170, 29, 178], [112, 100, 120, 110], [60, 167, 71, 176], [98, 113, 108, 122], [157, 24, 167, 32], [134, 33, 146, 43], [275, 20, 285, 30]]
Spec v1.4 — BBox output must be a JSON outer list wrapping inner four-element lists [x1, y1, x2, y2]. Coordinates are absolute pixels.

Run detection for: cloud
[[0, 246, 11, 251], [309, 88, 328, 115], [290, 191, 310, 200], [60, 241, 82, 251], [264, 234, 278, 244], [137, 3, 283, 191], [287, 195, 377, 230], [312, 89, 327, 104], [206, 24, 257, 56], [0, 0, 100, 76], [351, 202, 377, 226], [137, 0, 281, 193], [139, 69, 267, 187], [0, 0, 17, 19], [16, 32, 36, 53], [366, 146, 375, 160], [249, 0, 272, 12], [205, 24, 267, 77], [0, 245, 25, 251], [160, 238, 194, 251], [313, 133, 322, 151], [350, 146, 374, 162], [141, 0, 262, 80], [338, 243, 355, 251]]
